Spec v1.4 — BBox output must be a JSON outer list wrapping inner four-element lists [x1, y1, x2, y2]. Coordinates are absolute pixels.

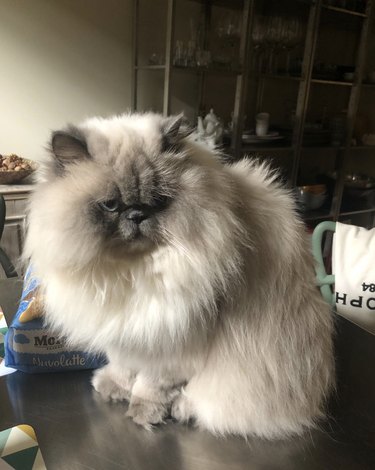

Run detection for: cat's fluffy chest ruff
[[41, 248, 213, 356]]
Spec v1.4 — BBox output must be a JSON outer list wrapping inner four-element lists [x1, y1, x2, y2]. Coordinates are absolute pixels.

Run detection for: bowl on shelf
[[344, 173, 375, 189], [295, 184, 327, 211], [0, 155, 37, 184], [332, 173, 375, 211]]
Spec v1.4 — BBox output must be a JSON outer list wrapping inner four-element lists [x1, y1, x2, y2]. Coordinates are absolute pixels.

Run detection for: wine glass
[[264, 16, 284, 74], [283, 17, 304, 75], [252, 16, 267, 73]]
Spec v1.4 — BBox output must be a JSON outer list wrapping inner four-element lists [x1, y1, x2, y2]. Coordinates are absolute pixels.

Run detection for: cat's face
[[31, 113, 223, 268]]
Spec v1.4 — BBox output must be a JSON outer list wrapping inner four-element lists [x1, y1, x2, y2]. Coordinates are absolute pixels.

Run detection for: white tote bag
[[333, 222, 375, 335]]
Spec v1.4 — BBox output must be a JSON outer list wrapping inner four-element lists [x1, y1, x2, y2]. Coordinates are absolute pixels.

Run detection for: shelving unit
[[132, 0, 375, 228]]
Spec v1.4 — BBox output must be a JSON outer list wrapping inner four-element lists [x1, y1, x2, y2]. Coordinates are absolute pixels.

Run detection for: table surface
[[1, 279, 375, 470], [0, 183, 33, 195]]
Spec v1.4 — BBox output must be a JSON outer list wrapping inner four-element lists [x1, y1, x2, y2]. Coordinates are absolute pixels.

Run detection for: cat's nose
[[124, 208, 148, 224]]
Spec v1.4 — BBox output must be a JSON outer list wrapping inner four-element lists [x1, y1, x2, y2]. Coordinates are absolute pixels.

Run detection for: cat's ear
[[50, 128, 90, 166], [161, 114, 191, 152]]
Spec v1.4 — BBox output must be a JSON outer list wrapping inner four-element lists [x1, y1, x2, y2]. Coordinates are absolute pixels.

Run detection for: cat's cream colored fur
[[24, 113, 334, 439]]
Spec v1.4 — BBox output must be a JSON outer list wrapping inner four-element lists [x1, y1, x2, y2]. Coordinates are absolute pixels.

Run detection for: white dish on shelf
[[242, 132, 284, 143]]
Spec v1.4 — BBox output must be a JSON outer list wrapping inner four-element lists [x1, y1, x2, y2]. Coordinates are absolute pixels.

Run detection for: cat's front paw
[[92, 366, 131, 402], [126, 397, 168, 430], [171, 393, 194, 423]]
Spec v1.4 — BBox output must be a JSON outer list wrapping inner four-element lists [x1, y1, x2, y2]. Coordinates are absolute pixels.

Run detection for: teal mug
[[311, 221, 336, 305]]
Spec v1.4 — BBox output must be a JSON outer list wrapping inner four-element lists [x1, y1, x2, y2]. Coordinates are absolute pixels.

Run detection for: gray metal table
[[1, 279, 375, 470]]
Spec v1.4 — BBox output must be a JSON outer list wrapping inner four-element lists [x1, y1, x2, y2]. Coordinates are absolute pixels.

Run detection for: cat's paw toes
[[126, 398, 168, 429], [171, 393, 194, 423], [92, 367, 130, 402]]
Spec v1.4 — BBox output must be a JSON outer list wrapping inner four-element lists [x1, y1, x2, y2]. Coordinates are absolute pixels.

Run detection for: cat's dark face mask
[[91, 177, 171, 248]]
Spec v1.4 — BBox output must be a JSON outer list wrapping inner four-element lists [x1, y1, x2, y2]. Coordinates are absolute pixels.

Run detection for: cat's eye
[[98, 199, 119, 212]]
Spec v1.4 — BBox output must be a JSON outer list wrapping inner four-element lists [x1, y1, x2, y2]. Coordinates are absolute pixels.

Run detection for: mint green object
[[312, 221, 336, 305]]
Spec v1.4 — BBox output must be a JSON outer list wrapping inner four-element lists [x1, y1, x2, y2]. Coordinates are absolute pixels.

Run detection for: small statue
[[195, 108, 223, 148]]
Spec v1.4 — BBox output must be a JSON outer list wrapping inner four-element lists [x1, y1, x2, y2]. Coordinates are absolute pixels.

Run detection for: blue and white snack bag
[[5, 267, 106, 373]]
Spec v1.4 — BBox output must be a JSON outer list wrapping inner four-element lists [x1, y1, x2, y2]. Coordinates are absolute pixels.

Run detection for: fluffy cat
[[24, 112, 334, 439]]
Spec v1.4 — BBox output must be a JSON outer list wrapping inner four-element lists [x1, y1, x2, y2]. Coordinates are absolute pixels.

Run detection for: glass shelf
[[348, 146, 375, 150], [311, 78, 353, 86], [190, 0, 243, 9], [302, 207, 375, 221], [260, 74, 303, 82], [301, 145, 344, 150], [136, 64, 243, 75], [240, 145, 293, 153], [135, 65, 166, 70], [172, 65, 242, 75], [301, 145, 375, 151], [322, 4, 367, 17], [340, 207, 375, 216], [302, 210, 334, 221]]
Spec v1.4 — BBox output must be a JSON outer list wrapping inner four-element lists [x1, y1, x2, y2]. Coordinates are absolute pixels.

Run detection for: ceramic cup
[[255, 112, 270, 136]]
